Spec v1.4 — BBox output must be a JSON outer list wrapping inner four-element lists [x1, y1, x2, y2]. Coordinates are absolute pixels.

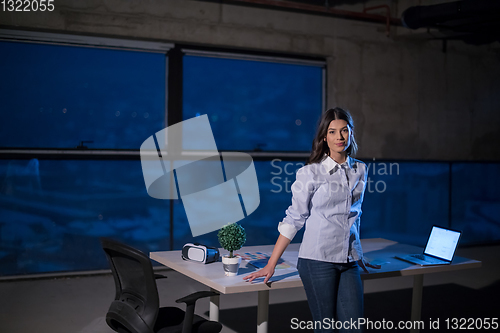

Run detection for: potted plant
[[218, 223, 246, 276]]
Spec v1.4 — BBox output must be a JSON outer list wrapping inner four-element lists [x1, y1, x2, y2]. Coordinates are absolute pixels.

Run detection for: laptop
[[396, 225, 462, 266]]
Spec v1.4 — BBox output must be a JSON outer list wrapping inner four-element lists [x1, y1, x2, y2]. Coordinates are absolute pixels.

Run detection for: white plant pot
[[222, 255, 241, 276]]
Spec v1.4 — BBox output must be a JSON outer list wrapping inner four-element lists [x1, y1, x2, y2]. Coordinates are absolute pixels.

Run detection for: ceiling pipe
[[224, 0, 401, 35], [363, 5, 392, 36]]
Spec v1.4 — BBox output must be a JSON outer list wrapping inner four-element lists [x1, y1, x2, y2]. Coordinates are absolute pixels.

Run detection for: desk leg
[[410, 274, 424, 333], [257, 290, 269, 333], [209, 289, 220, 322]]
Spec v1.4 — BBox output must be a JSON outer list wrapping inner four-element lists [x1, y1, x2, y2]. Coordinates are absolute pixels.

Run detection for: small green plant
[[218, 223, 246, 258]]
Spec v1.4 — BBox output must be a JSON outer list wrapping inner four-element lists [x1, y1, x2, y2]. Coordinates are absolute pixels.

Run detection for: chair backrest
[[101, 238, 160, 333]]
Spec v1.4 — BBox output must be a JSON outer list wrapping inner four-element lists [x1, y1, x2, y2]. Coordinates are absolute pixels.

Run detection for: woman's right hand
[[243, 264, 275, 284], [243, 235, 290, 284]]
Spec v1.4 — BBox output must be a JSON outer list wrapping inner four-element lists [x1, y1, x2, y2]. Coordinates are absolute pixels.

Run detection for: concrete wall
[[1, 0, 499, 160]]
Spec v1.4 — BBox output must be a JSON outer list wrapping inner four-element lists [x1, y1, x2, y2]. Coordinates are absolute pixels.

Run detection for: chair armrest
[[176, 291, 220, 333], [154, 273, 168, 280]]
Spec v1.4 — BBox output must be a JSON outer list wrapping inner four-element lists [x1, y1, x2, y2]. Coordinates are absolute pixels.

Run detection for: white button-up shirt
[[278, 155, 367, 263]]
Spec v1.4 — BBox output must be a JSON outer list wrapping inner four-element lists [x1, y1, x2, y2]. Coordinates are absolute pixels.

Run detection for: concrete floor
[[1, 244, 499, 333]]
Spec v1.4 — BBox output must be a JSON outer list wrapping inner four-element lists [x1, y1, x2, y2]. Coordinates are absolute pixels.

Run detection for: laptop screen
[[424, 226, 461, 261]]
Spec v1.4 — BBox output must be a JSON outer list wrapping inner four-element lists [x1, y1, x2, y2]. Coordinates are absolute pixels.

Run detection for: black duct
[[401, 0, 500, 45]]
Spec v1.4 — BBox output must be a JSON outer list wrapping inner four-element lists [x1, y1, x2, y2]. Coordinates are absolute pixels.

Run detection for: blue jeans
[[297, 258, 364, 333]]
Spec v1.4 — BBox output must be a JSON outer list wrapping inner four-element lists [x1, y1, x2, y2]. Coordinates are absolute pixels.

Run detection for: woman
[[243, 108, 379, 333]]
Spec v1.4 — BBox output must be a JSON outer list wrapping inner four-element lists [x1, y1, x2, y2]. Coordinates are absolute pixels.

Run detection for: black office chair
[[101, 238, 223, 333]]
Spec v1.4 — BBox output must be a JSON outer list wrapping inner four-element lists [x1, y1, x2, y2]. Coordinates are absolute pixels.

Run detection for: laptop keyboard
[[411, 254, 426, 260]]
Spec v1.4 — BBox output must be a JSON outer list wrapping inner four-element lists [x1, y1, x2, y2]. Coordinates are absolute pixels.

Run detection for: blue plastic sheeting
[[173, 159, 308, 250], [0, 159, 170, 276], [361, 161, 450, 246], [0, 41, 165, 149], [0, 159, 499, 276], [175, 160, 500, 250], [451, 163, 500, 244]]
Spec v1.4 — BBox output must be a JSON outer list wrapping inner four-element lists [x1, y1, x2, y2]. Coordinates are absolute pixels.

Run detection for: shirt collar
[[321, 155, 355, 174]]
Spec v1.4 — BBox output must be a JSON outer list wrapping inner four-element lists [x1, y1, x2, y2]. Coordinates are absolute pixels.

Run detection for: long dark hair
[[306, 107, 358, 165]]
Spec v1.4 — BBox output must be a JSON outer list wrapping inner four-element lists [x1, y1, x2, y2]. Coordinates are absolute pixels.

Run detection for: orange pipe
[[226, 0, 401, 28]]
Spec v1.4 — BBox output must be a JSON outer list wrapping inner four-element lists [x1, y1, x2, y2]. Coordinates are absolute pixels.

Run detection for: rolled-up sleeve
[[278, 166, 316, 241]]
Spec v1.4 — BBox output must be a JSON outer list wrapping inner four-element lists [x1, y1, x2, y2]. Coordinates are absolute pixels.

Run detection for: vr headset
[[181, 243, 220, 264]]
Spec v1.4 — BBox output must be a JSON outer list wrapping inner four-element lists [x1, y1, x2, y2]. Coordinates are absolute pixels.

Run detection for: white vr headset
[[181, 243, 220, 264]]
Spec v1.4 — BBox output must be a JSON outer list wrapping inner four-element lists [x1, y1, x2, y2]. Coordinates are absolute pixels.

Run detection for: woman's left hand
[[358, 259, 381, 273]]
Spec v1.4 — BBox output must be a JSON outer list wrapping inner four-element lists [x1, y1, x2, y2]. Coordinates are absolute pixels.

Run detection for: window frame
[[179, 45, 327, 159], [0, 28, 172, 158], [0, 29, 327, 161], [0, 29, 327, 260]]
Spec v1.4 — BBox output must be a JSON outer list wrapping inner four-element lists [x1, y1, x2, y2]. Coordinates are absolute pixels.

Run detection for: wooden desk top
[[150, 238, 481, 294]]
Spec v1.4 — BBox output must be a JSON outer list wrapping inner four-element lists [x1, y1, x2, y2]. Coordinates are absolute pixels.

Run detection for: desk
[[150, 238, 481, 333]]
